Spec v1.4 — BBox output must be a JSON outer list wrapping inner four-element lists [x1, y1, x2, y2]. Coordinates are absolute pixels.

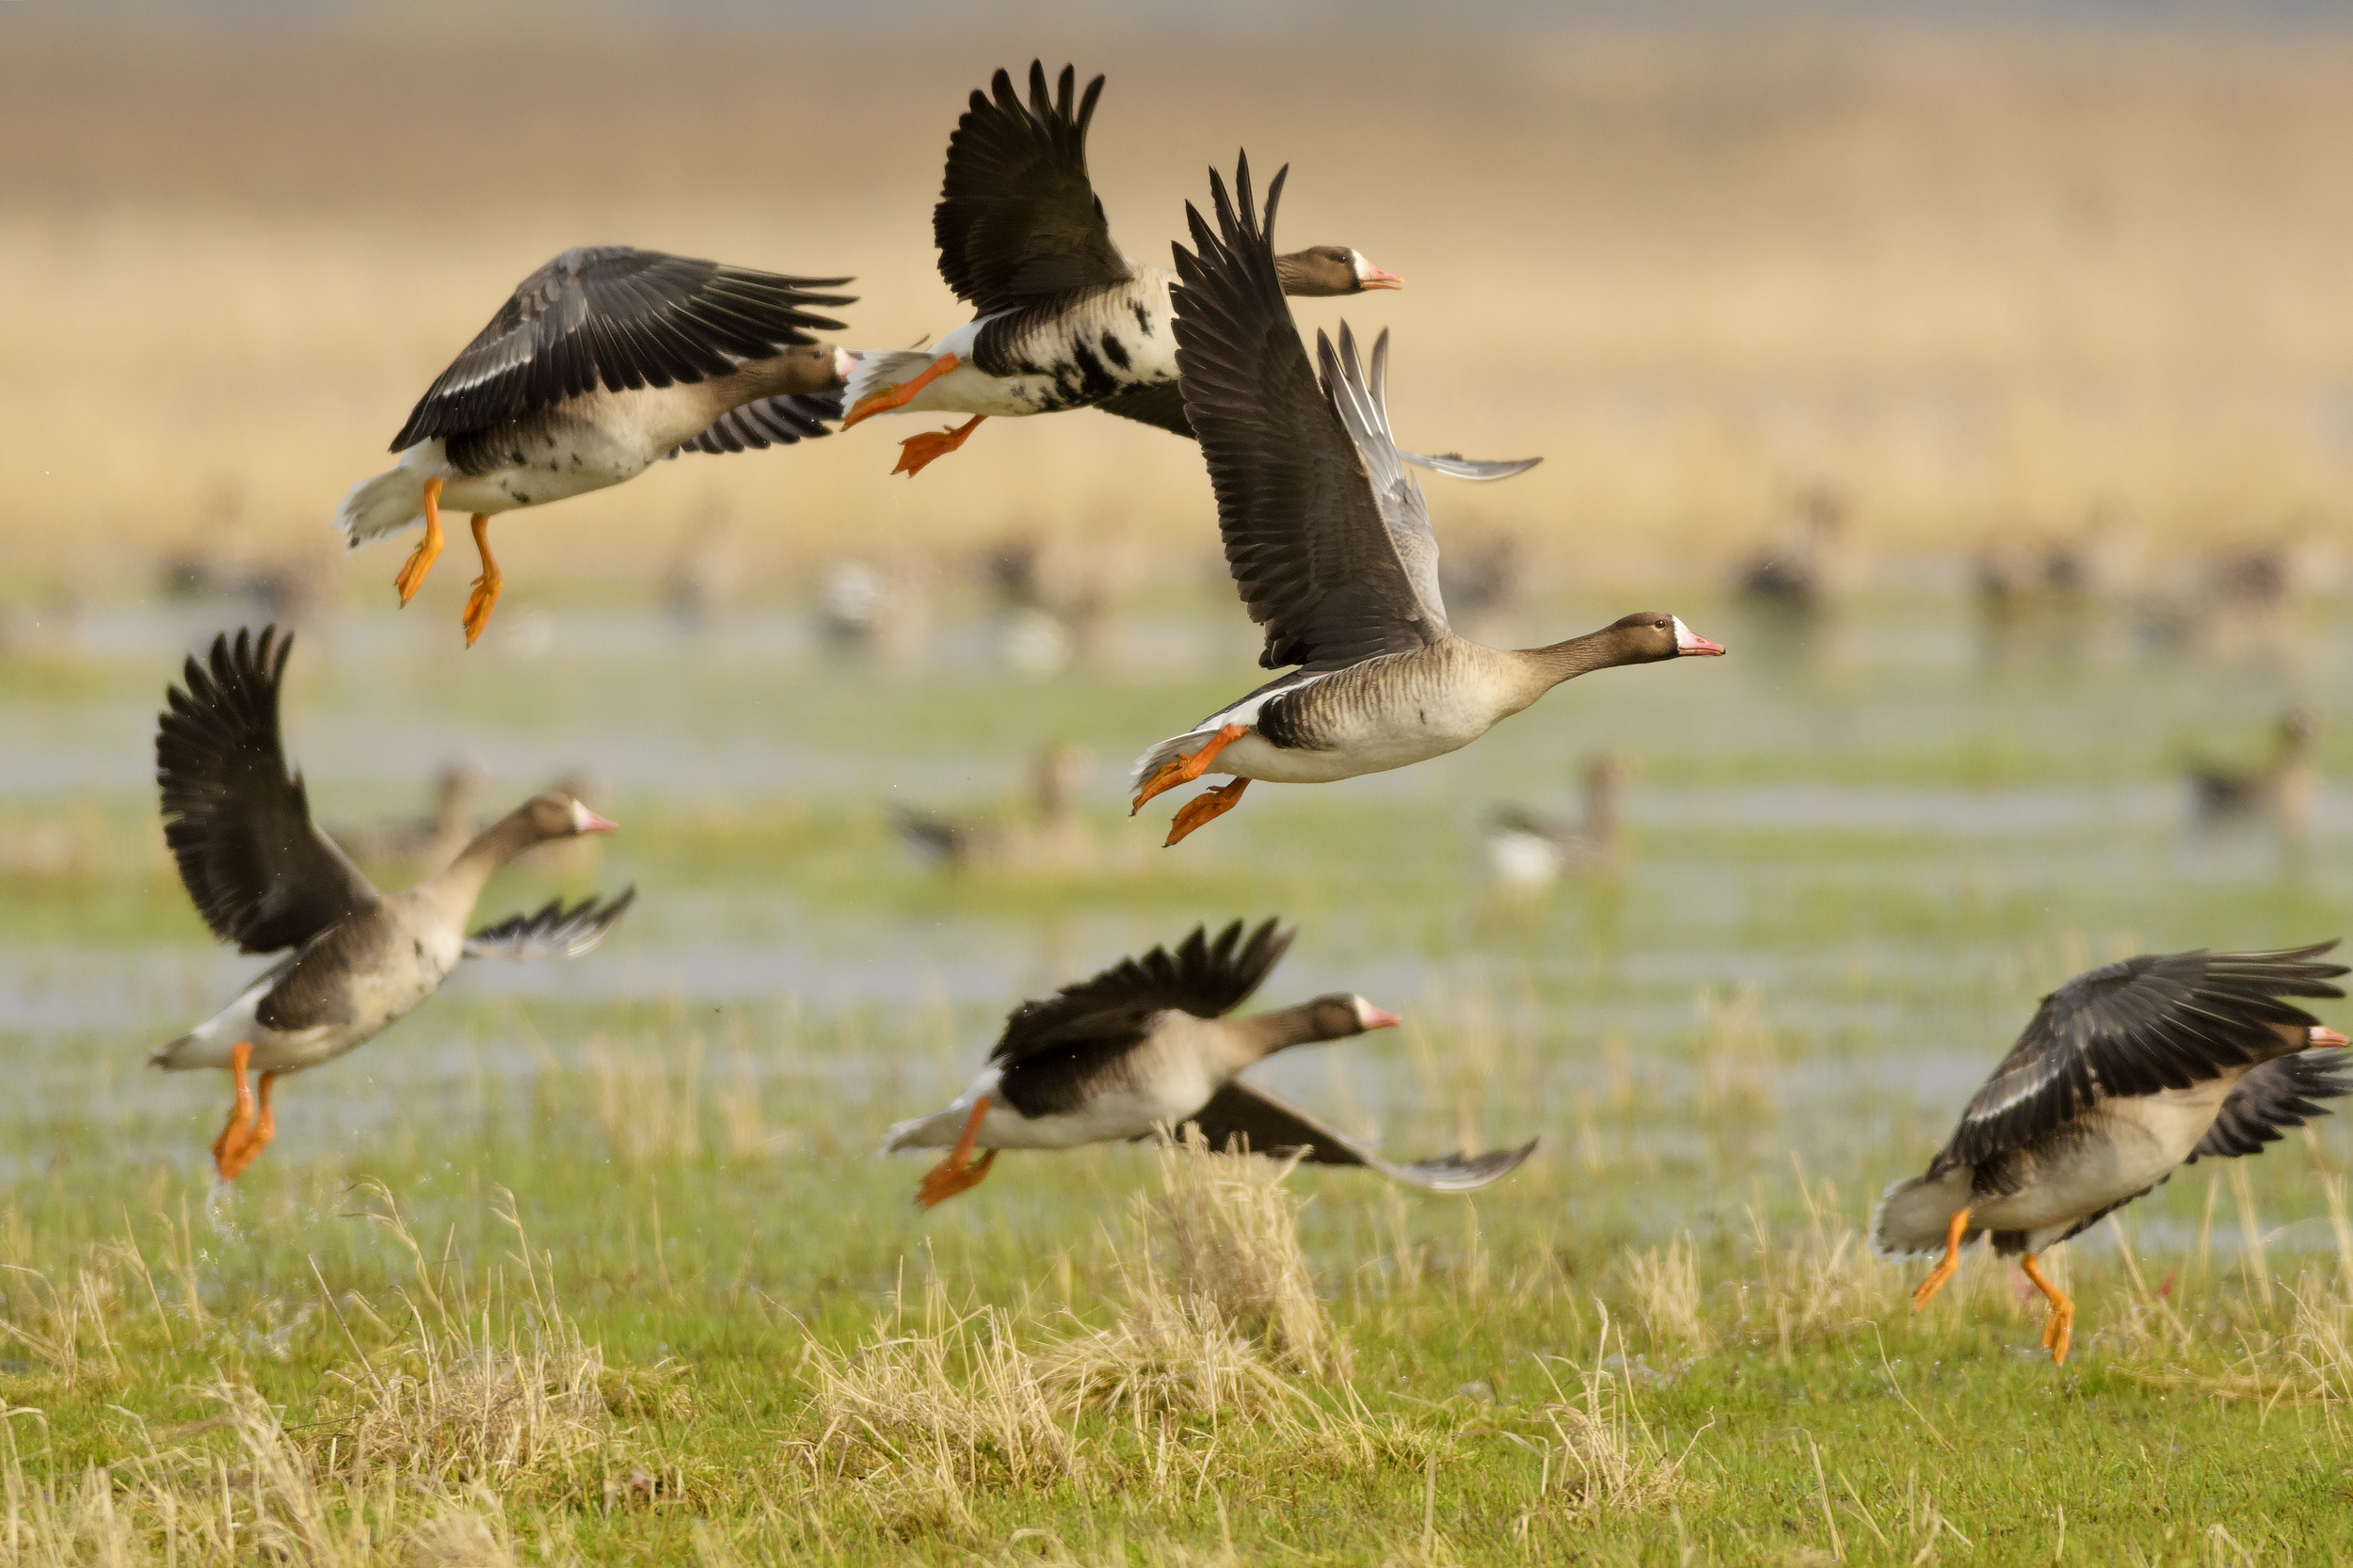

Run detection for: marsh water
[[3, 581, 2348, 1250]]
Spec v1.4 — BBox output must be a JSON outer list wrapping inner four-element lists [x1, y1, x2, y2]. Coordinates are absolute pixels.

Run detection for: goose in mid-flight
[[882, 918, 1536, 1207], [838, 63, 1535, 485], [1127, 158, 1723, 846], [1875, 943, 2348, 1364], [152, 627, 633, 1178], [335, 247, 852, 643]]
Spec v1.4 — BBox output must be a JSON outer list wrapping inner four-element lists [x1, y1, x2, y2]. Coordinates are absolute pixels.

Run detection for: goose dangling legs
[[463, 515, 504, 646], [1908, 1207, 1971, 1310], [393, 479, 447, 604], [2020, 1253, 2074, 1364], [841, 355, 964, 428], [1130, 724, 1249, 813], [893, 415, 987, 477], [209, 1040, 280, 1179], [1165, 779, 1249, 845], [915, 1096, 999, 1208]]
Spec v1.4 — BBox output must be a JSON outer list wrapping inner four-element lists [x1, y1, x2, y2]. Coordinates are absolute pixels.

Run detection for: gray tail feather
[[842, 348, 937, 415], [1128, 731, 1208, 792], [150, 1033, 198, 1070], [1868, 1169, 1975, 1262], [333, 464, 427, 547]]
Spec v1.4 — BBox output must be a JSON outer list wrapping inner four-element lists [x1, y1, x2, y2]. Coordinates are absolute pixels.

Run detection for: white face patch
[[568, 798, 598, 834], [1351, 250, 1375, 281], [1672, 617, 1705, 651]]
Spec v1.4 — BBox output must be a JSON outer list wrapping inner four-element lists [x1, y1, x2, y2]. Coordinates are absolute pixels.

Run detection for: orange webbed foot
[[1164, 778, 1251, 846], [394, 478, 446, 605], [843, 354, 962, 427], [461, 514, 502, 647], [1131, 724, 1250, 813], [916, 1147, 998, 1208], [1910, 1208, 1971, 1312], [211, 1044, 275, 1180], [892, 416, 986, 477]]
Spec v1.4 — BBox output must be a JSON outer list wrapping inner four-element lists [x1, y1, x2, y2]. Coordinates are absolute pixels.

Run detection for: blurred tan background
[[6, 6, 2353, 602]]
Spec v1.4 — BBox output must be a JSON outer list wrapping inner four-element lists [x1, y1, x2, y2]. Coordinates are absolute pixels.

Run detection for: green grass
[[4, 589, 2352, 1563]]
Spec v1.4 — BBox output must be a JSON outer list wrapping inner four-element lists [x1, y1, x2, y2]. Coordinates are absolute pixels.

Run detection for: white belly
[[1217, 717, 1485, 785], [437, 385, 716, 513], [1971, 1081, 2233, 1234]]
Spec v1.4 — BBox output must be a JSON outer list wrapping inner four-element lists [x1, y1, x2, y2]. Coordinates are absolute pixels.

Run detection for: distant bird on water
[[2187, 710, 2317, 830], [1126, 159, 1722, 846], [1874, 943, 2347, 1364], [883, 918, 1536, 1207], [335, 247, 852, 644], [1485, 753, 1629, 890], [152, 627, 632, 1179]]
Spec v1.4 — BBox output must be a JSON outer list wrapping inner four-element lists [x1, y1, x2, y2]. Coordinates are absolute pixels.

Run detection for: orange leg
[[1910, 1207, 1972, 1311], [1164, 778, 1251, 846], [842, 353, 963, 428], [2020, 1252, 2075, 1365], [892, 415, 986, 477], [211, 1042, 257, 1179], [1131, 724, 1250, 814], [461, 514, 502, 647], [393, 478, 445, 604], [217, 1071, 280, 1181], [915, 1096, 1000, 1209]]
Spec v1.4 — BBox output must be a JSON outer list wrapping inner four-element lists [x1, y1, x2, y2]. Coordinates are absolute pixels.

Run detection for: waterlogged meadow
[[3, 585, 2351, 1565]]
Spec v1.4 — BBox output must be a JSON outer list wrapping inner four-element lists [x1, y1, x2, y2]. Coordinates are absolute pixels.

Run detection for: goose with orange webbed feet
[[882, 919, 1536, 1207], [839, 62, 1533, 484], [1125, 158, 1723, 847], [1875, 942, 2349, 1364]]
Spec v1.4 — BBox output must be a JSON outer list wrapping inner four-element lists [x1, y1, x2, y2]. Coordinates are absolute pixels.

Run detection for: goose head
[[1306, 993, 1403, 1040], [1602, 613, 1726, 665], [520, 792, 618, 843], [1275, 246, 1403, 296]]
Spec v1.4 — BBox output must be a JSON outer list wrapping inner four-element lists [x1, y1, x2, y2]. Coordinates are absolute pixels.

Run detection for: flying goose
[[1127, 159, 1724, 846], [1874, 943, 2349, 1364], [882, 918, 1536, 1207], [152, 627, 634, 1179], [336, 247, 853, 644], [838, 63, 1536, 484]]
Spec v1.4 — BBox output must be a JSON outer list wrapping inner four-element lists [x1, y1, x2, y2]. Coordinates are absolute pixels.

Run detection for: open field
[[3, 580, 2350, 1562], [5, 14, 2353, 605]]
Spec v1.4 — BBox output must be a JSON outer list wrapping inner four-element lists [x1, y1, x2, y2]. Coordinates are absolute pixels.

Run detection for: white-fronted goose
[[2188, 709, 2316, 828], [336, 247, 852, 644], [883, 918, 1536, 1207], [1126, 161, 1724, 846], [152, 627, 633, 1179], [1486, 753, 1628, 889], [1873, 943, 2348, 1364], [838, 63, 1535, 484]]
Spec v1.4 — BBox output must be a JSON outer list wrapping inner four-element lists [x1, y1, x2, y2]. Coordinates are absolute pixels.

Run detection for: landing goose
[[1127, 160, 1724, 846], [336, 247, 852, 643], [1874, 943, 2348, 1364], [839, 63, 1535, 484], [882, 918, 1536, 1207], [152, 627, 633, 1178]]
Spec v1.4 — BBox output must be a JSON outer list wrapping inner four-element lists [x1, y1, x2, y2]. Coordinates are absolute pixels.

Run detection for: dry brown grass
[[6, 15, 2353, 599], [1527, 1308, 1698, 1521]]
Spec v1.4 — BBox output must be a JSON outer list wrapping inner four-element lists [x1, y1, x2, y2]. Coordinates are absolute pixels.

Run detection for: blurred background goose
[[1872, 943, 2348, 1364], [882, 918, 1534, 1207], [892, 742, 1097, 874], [1128, 160, 1722, 846], [2186, 709, 2316, 831], [839, 62, 1535, 485], [328, 759, 488, 872], [335, 247, 852, 644], [151, 627, 632, 1179], [1484, 753, 1629, 890]]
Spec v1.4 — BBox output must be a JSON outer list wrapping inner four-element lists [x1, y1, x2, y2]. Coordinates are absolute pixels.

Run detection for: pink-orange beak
[[1679, 635, 1726, 657], [1356, 266, 1404, 291], [1362, 1005, 1403, 1031], [2313, 1027, 2349, 1049], [579, 809, 619, 836]]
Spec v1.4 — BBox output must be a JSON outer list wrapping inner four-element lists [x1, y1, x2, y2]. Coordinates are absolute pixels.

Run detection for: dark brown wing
[[1180, 1080, 1538, 1192], [935, 62, 1132, 315], [988, 918, 1292, 1067], [1173, 157, 1447, 672], [465, 888, 636, 961], [391, 247, 853, 449], [1930, 944, 2345, 1176], [672, 391, 840, 456], [155, 627, 378, 954], [2191, 1049, 2353, 1160], [1095, 381, 1193, 438]]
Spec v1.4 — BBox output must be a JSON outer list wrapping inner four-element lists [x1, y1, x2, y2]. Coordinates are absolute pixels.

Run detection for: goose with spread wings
[[881, 918, 1536, 1207], [1128, 159, 1725, 846], [152, 627, 634, 1179], [335, 247, 852, 643], [838, 62, 1534, 483], [1875, 943, 2349, 1364]]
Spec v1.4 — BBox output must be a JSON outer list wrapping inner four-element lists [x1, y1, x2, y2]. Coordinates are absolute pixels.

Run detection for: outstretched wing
[[391, 247, 853, 448], [2190, 1049, 2353, 1160], [1173, 156, 1447, 672], [1931, 944, 2346, 1175], [155, 626, 378, 954], [1396, 449, 1543, 483], [464, 888, 636, 961], [1097, 380, 1545, 488], [989, 918, 1292, 1066], [935, 62, 1132, 314], [1180, 1080, 1537, 1192], [671, 391, 841, 456]]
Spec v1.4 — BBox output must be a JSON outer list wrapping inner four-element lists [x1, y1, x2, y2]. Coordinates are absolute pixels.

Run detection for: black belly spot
[[1131, 300, 1154, 336], [1099, 333, 1131, 371], [413, 938, 425, 959], [1418, 707, 1427, 724]]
